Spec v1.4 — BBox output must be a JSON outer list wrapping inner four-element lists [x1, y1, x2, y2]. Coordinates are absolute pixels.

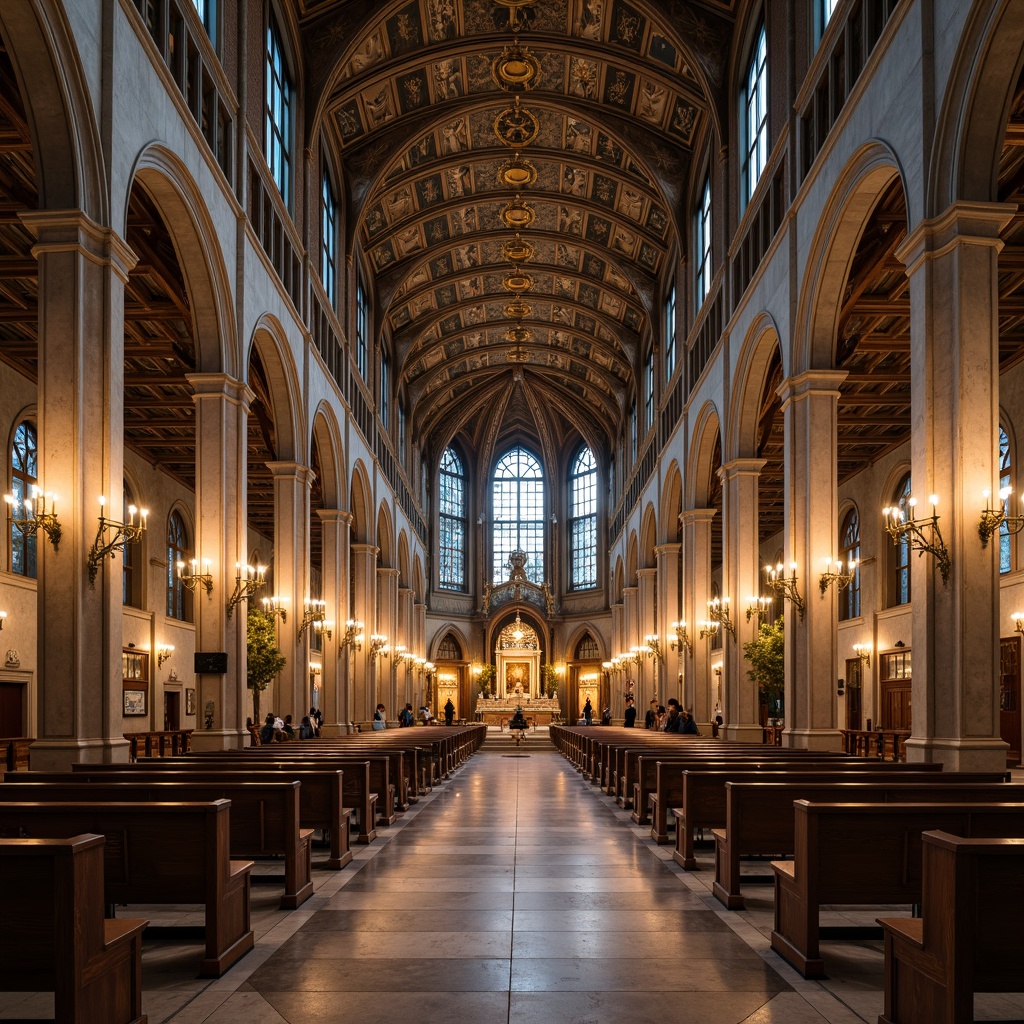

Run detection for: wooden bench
[[0, 799, 253, 977], [770, 800, 1024, 978], [878, 831, 1024, 1024], [72, 760, 372, 851], [6, 776, 318, 907], [124, 729, 193, 760], [709, 776, 1020, 906], [0, 834, 148, 1024], [645, 756, 923, 843]]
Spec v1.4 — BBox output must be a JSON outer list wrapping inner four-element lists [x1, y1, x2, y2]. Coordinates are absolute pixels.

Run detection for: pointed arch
[[310, 401, 346, 510], [640, 503, 657, 569], [248, 315, 303, 462], [613, 555, 625, 604], [686, 400, 723, 509], [350, 460, 373, 544], [661, 460, 683, 544], [397, 530, 410, 588], [626, 530, 639, 582], [564, 622, 608, 663], [412, 552, 424, 602], [430, 623, 470, 661], [376, 501, 394, 568], [729, 313, 782, 457]]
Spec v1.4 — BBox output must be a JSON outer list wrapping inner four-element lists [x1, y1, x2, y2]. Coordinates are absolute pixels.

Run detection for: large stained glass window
[[9, 420, 36, 578], [570, 447, 597, 589], [492, 447, 544, 584], [438, 447, 465, 590]]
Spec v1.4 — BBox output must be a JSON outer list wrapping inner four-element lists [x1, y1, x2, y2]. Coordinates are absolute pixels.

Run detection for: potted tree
[[543, 664, 559, 699], [742, 615, 784, 727], [247, 608, 286, 724], [477, 664, 495, 699]]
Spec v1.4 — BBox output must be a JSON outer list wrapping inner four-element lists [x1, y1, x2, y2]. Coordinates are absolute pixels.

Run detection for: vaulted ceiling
[[303, 0, 735, 463]]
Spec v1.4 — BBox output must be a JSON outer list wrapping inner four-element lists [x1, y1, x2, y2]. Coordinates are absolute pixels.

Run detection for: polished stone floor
[[5, 734, 1023, 1023]]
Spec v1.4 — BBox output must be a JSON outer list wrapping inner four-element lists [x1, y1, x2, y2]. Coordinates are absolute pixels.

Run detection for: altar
[[476, 697, 561, 727]]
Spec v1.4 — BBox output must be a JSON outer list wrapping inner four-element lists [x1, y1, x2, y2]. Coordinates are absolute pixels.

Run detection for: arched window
[[265, 11, 293, 203], [575, 634, 600, 660], [320, 170, 338, 307], [437, 633, 462, 660], [741, 21, 768, 207], [891, 473, 912, 606], [9, 420, 37, 578], [122, 482, 142, 608], [695, 174, 712, 305], [167, 510, 190, 621], [1000, 426, 1012, 575], [570, 446, 597, 589], [839, 507, 861, 620], [438, 447, 466, 591], [492, 447, 544, 584], [643, 349, 655, 432], [664, 285, 677, 379]]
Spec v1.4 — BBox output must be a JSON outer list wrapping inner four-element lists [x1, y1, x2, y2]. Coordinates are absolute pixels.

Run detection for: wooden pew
[[644, 756, 927, 843], [0, 799, 253, 977], [72, 760, 373, 850], [770, 800, 1024, 978], [0, 834, 148, 1024], [709, 776, 1021, 905], [5, 776, 319, 907], [877, 831, 1024, 1024]]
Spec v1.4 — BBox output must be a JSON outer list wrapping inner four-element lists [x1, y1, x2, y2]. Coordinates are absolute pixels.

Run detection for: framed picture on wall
[[185, 688, 196, 716], [123, 689, 147, 716]]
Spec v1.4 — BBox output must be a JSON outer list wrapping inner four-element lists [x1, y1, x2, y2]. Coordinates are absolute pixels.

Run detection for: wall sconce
[[5, 485, 62, 552], [712, 661, 722, 678], [87, 496, 147, 587], [1013, 612, 1024, 635], [644, 633, 663, 663], [702, 597, 736, 640], [852, 642, 871, 667], [745, 595, 772, 623], [979, 487, 1024, 547], [819, 557, 858, 595], [177, 557, 214, 597], [669, 620, 693, 657], [297, 599, 329, 640], [368, 633, 389, 659], [157, 643, 175, 667], [883, 493, 951, 585], [764, 563, 805, 619], [261, 595, 287, 623], [226, 562, 266, 618], [0, 610, 8, 630], [338, 619, 365, 652], [309, 662, 322, 676]]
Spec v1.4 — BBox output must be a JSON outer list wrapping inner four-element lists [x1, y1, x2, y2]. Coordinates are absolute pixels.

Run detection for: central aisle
[[207, 742, 795, 1024]]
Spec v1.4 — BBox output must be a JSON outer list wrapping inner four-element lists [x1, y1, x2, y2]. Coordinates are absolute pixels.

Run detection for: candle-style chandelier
[[4, 485, 62, 552], [87, 495, 147, 587], [882, 493, 951, 585], [226, 562, 266, 618], [763, 563, 805, 619]]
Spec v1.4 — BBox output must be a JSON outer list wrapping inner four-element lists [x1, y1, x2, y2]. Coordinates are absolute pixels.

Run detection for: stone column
[[779, 371, 848, 750], [720, 460, 766, 743], [681, 509, 716, 725], [414, 600, 427, 705], [622, 585, 639, 699], [897, 201, 1015, 769], [317, 509, 352, 735], [376, 568, 399, 715], [637, 567, 659, 700], [267, 462, 313, 722], [26, 212, 136, 769], [188, 373, 252, 749], [350, 543, 379, 724], [656, 542, 682, 707]]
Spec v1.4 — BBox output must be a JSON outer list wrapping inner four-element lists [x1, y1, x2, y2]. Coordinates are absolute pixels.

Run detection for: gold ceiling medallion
[[498, 152, 537, 189], [503, 299, 532, 319], [501, 196, 535, 230], [502, 234, 535, 263], [491, 38, 540, 92], [504, 322, 532, 346], [503, 268, 534, 294], [494, 97, 540, 149]]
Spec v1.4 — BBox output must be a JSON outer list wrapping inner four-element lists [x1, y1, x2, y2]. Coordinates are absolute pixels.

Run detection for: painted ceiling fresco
[[302, 0, 734, 455]]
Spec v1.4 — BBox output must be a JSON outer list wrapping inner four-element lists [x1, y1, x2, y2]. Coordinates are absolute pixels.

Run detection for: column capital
[[377, 567, 400, 579], [655, 543, 681, 557], [317, 508, 354, 526], [351, 543, 380, 557], [720, 457, 767, 482], [896, 200, 1016, 276], [267, 461, 316, 487], [637, 567, 657, 580], [20, 209, 138, 281], [680, 507, 717, 527], [777, 369, 848, 406], [187, 372, 254, 409]]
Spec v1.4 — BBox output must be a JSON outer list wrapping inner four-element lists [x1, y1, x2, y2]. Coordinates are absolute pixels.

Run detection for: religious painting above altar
[[505, 660, 531, 698]]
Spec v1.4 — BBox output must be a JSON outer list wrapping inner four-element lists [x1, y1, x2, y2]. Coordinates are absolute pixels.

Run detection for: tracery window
[[437, 633, 462, 660], [570, 446, 597, 590], [576, 634, 600, 660], [166, 510, 189, 621], [356, 279, 368, 379], [643, 350, 655, 432], [664, 285, 677, 379], [695, 175, 712, 305], [264, 14, 292, 202], [439, 447, 466, 591], [492, 447, 544, 585], [1000, 426, 1012, 575], [742, 22, 768, 207], [839, 507, 861, 621], [892, 473, 912, 606], [320, 171, 337, 307], [9, 420, 36, 578]]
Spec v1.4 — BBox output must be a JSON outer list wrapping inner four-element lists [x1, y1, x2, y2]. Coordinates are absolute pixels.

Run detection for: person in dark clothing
[[664, 699, 683, 733], [623, 697, 637, 728], [443, 698, 455, 726], [600, 706, 611, 726], [509, 705, 528, 746], [583, 698, 593, 725], [681, 709, 701, 735], [259, 713, 275, 745], [644, 699, 657, 730], [398, 703, 414, 728], [299, 715, 315, 739]]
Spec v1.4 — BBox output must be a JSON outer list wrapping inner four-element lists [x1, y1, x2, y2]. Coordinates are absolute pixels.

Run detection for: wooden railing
[[840, 727, 909, 761], [124, 729, 194, 761]]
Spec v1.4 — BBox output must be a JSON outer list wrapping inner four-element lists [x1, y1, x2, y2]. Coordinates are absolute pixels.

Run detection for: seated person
[[419, 704, 434, 725], [509, 706, 528, 733]]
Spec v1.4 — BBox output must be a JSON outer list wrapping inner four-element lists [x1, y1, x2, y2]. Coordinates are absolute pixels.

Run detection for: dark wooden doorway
[[164, 690, 180, 731], [0, 683, 23, 736], [1000, 636, 1021, 766], [844, 658, 862, 731], [880, 649, 911, 731]]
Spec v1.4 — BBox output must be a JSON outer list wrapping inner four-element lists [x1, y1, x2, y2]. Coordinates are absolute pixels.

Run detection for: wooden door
[[0, 683, 23, 736], [1000, 636, 1021, 766], [844, 659, 862, 731], [164, 690, 180, 731]]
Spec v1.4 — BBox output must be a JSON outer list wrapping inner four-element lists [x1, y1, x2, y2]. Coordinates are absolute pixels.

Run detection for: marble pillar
[[656, 542, 682, 707], [317, 509, 353, 734], [350, 543, 379, 724], [680, 509, 716, 723]]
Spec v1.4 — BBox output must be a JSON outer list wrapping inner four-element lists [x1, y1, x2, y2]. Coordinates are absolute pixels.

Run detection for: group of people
[[374, 699, 458, 730], [250, 706, 323, 745], [580, 695, 699, 733]]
